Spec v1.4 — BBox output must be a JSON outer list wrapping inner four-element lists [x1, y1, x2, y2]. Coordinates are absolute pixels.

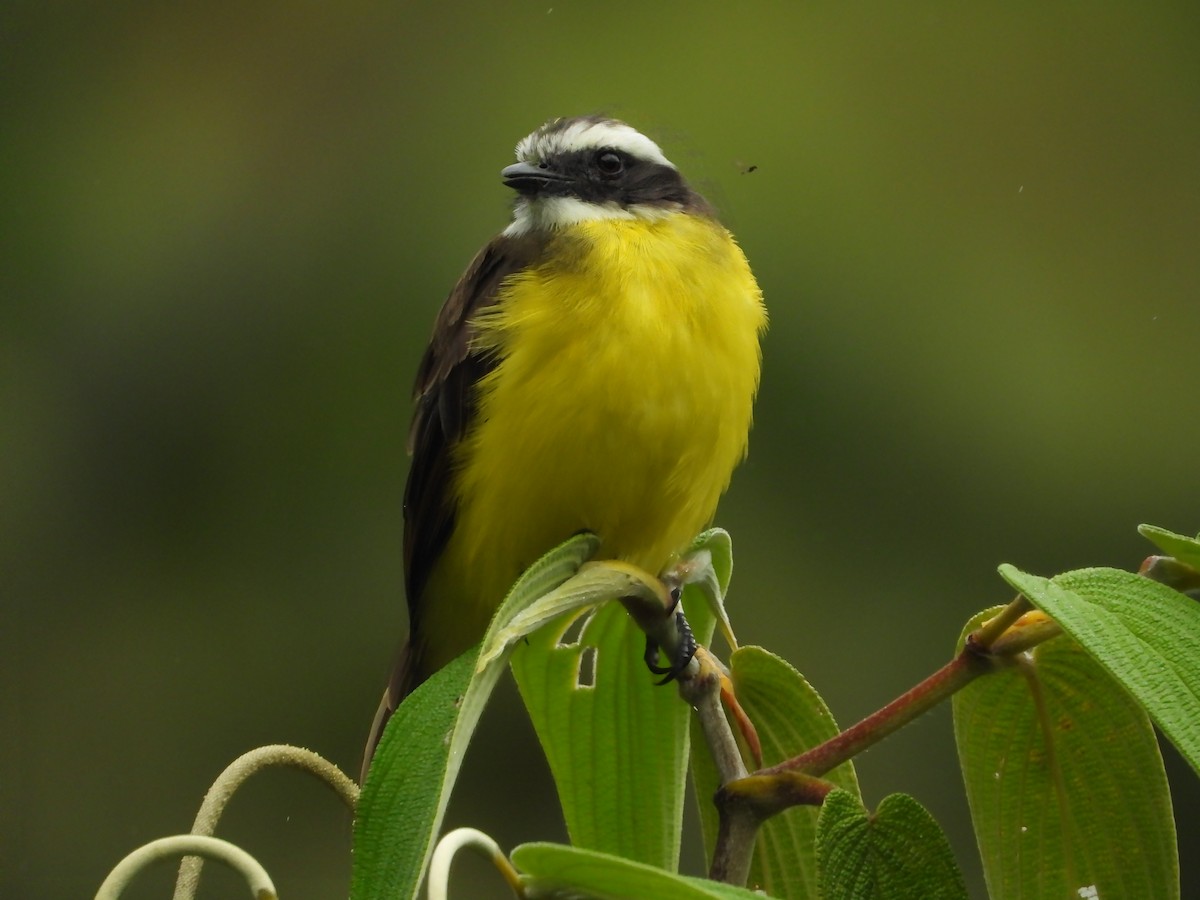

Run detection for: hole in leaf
[[557, 608, 595, 647], [576, 646, 597, 689]]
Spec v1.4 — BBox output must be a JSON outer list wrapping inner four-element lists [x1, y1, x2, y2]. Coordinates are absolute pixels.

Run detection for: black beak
[[501, 161, 569, 195]]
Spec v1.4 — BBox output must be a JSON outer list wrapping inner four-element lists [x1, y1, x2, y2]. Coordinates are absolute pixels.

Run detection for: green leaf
[[691, 646, 859, 899], [953, 604, 1178, 900], [1139, 524, 1200, 570], [816, 790, 967, 900], [680, 528, 736, 650], [509, 532, 725, 871], [351, 534, 600, 900], [1000, 563, 1200, 776], [512, 842, 773, 899], [352, 652, 476, 900], [1138, 526, 1200, 598]]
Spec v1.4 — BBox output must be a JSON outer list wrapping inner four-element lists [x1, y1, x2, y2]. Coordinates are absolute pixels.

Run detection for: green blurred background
[[3, 2, 1198, 897]]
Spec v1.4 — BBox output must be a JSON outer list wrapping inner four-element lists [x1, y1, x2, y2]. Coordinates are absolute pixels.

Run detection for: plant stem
[[722, 597, 1063, 821], [678, 650, 758, 886], [974, 595, 1033, 648], [99, 835, 277, 900], [173, 745, 358, 900], [767, 649, 991, 781], [707, 805, 761, 886]]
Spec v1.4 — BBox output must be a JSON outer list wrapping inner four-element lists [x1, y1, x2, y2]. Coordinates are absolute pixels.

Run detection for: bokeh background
[[3, 3, 1198, 898]]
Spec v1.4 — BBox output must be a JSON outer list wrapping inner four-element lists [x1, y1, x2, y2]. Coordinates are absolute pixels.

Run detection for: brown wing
[[402, 231, 543, 605], [363, 231, 543, 778]]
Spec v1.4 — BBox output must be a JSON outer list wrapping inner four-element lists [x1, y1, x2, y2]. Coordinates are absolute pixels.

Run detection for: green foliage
[[953, 607, 1178, 899], [509, 529, 728, 870], [349, 525, 1199, 899], [816, 790, 968, 900], [1139, 525, 1200, 571], [999, 563, 1200, 776], [511, 604, 694, 869], [352, 533, 601, 900], [511, 843, 771, 899], [351, 651, 477, 900]]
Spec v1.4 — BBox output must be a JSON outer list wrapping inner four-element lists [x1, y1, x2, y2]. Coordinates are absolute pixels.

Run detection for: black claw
[[643, 608, 699, 685], [666, 586, 683, 614], [643, 635, 669, 674]]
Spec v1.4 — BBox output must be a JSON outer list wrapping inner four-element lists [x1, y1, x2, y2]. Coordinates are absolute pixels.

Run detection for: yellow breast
[[418, 212, 766, 668]]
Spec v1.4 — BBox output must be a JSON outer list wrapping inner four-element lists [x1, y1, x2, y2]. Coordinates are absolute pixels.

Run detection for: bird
[[365, 115, 766, 772]]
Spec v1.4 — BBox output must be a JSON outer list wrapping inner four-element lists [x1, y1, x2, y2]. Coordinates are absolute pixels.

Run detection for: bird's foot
[[643, 590, 698, 684]]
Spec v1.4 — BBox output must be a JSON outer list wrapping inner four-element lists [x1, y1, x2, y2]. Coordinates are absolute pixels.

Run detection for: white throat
[[503, 196, 676, 237]]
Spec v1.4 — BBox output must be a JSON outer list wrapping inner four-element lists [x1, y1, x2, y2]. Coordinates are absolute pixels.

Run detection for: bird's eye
[[595, 150, 625, 176]]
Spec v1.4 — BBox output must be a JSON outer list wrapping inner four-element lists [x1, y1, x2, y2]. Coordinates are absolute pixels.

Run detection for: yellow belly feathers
[[418, 211, 766, 671]]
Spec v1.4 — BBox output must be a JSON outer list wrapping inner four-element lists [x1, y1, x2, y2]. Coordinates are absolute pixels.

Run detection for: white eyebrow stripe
[[515, 119, 675, 170]]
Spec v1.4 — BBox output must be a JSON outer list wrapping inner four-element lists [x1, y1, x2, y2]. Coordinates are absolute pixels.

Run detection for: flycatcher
[[366, 115, 766, 766]]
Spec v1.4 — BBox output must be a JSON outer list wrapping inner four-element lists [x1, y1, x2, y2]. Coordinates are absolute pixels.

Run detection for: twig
[[722, 600, 1061, 821], [97, 835, 276, 900], [427, 828, 524, 900], [766, 651, 989, 782], [973, 594, 1033, 648], [677, 649, 757, 884], [173, 744, 358, 900]]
